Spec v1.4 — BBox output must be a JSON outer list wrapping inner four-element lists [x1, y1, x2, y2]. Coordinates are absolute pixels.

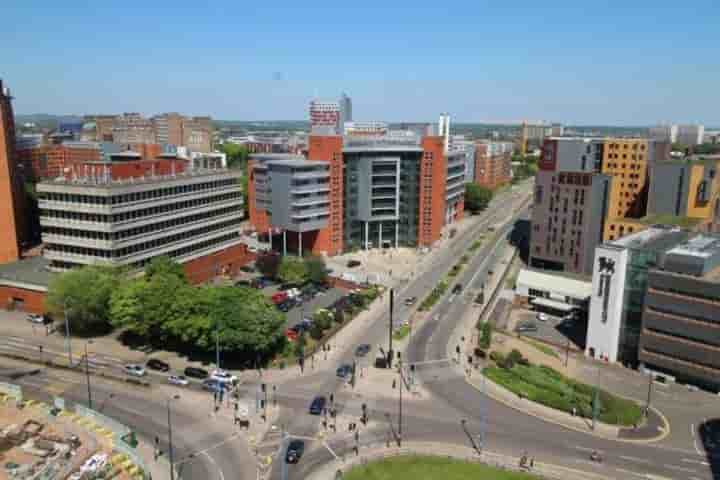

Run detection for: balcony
[[292, 184, 331, 194], [291, 207, 330, 219], [292, 170, 329, 181]]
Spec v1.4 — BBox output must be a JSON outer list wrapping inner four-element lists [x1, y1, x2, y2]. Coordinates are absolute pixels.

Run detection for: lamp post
[[398, 358, 403, 446], [63, 298, 73, 366], [84, 340, 94, 409], [167, 395, 180, 480]]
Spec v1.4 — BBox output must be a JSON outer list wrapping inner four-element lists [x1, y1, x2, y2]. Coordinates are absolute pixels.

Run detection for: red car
[[272, 292, 288, 304], [285, 328, 299, 341]]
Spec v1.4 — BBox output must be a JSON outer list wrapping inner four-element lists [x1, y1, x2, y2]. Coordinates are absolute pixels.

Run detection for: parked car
[[452, 284, 463, 294], [346, 260, 361, 268], [404, 296, 417, 306], [285, 288, 301, 299], [235, 280, 251, 287], [124, 364, 146, 377], [354, 344, 371, 357], [536, 312, 549, 322], [277, 300, 293, 312], [26, 314, 50, 325], [336, 364, 353, 379], [146, 358, 170, 372], [309, 396, 327, 415], [210, 369, 237, 384], [202, 379, 226, 392], [285, 328, 299, 341], [184, 367, 209, 379], [285, 439, 305, 464], [240, 265, 255, 273], [272, 292, 289, 304], [516, 322, 538, 333], [168, 375, 189, 386]]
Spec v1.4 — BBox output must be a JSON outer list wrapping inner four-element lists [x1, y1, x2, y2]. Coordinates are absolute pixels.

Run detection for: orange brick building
[[474, 142, 513, 189]]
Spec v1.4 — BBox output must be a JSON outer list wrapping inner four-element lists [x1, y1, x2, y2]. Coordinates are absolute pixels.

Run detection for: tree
[[464, 183, 493, 214], [313, 308, 334, 330], [294, 330, 307, 359], [255, 253, 281, 278], [220, 143, 249, 169], [305, 255, 328, 284], [278, 256, 308, 285], [46, 266, 122, 336], [144, 256, 186, 282]]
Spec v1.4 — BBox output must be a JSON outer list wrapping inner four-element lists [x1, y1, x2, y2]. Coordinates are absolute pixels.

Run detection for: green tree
[[255, 253, 281, 279], [294, 330, 307, 358], [309, 322, 324, 340], [305, 255, 328, 284], [313, 308, 334, 330], [278, 256, 308, 285], [220, 143, 249, 169], [46, 266, 122, 336], [144, 256, 186, 282], [464, 183, 493, 214]]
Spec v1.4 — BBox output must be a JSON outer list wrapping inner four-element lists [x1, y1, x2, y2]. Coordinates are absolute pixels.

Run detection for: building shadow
[[509, 219, 530, 263], [697, 418, 720, 478]]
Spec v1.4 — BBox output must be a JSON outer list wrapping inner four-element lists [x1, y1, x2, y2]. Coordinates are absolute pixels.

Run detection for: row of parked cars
[[123, 358, 237, 392]]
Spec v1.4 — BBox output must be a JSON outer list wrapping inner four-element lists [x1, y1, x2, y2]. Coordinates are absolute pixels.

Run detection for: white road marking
[[200, 451, 225, 480], [692, 423, 703, 455], [614, 467, 645, 478], [664, 464, 697, 473], [572, 445, 602, 453], [682, 458, 710, 466], [620, 455, 652, 464]]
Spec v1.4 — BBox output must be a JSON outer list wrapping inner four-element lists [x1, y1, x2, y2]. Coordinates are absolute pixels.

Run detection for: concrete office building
[[0, 79, 27, 264], [676, 124, 705, 146], [515, 268, 592, 314], [37, 153, 247, 282], [585, 227, 690, 364], [112, 113, 157, 145], [638, 234, 720, 389], [448, 136, 476, 184], [309, 93, 352, 133], [248, 116, 465, 256]]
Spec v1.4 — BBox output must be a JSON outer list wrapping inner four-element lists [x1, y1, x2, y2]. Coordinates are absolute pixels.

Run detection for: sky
[[1, 1, 718, 125]]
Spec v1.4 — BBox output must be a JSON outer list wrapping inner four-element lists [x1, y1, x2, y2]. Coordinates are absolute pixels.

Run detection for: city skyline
[[2, 1, 719, 126]]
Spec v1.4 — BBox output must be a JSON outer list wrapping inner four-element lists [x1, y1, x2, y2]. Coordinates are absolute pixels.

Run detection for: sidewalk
[[307, 440, 613, 480]]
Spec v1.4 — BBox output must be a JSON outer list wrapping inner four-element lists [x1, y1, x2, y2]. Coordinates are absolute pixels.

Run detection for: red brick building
[[474, 141, 513, 189]]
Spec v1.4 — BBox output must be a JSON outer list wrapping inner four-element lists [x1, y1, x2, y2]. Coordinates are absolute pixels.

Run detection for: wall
[[307, 135, 344, 255], [182, 242, 253, 284], [0, 83, 24, 264], [417, 136, 446, 246], [247, 159, 271, 233], [585, 245, 628, 363], [0, 285, 46, 314]]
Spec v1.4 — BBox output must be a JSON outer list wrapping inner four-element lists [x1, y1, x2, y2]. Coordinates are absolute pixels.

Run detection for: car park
[[146, 358, 170, 372], [184, 367, 209, 379], [354, 344, 371, 357], [336, 364, 353, 378], [124, 364, 146, 377], [309, 396, 327, 415], [285, 439, 305, 464], [168, 375, 189, 386]]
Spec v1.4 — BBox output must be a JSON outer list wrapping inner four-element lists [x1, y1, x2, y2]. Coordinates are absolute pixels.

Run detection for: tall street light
[[167, 394, 180, 480], [84, 340, 94, 409], [63, 298, 73, 366]]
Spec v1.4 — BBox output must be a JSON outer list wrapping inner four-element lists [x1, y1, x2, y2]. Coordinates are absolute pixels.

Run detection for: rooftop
[[517, 268, 592, 299], [639, 214, 703, 229], [609, 225, 689, 252], [666, 234, 720, 259], [38, 167, 241, 189], [0, 256, 53, 291], [267, 159, 328, 168]]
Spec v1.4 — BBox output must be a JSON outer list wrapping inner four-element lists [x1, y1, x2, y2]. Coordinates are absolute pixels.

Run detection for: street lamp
[[84, 340, 94, 409], [63, 298, 73, 366], [167, 394, 180, 480]]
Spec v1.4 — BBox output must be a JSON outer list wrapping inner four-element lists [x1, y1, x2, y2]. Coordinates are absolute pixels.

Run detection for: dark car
[[309, 395, 327, 415], [452, 284, 463, 294], [235, 280, 251, 287], [285, 439, 305, 464], [516, 322, 538, 333], [336, 364, 353, 379], [404, 296, 417, 306], [240, 265, 255, 273], [146, 358, 170, 372], [184, 367, 209, 379], [354, 344, 371, 357], [277, 300, 293, 312], [347, 260, 361, 268]]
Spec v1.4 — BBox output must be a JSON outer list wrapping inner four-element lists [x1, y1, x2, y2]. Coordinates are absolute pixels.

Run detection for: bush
[[309, 322, 324, 340], [507, 349, 524, 365], [478, 322, 492, 349], [489, 351, 505, 364]]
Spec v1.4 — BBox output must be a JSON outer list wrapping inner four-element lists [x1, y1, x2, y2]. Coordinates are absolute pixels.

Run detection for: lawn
[[393, 324, 410, 340], [484, 363, 642, 426], [343, 455, 541, 480]]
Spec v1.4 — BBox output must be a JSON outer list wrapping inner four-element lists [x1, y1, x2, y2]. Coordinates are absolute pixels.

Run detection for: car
[[240, 265, 255, 273], [210, 369, 237, 384], [404, 296, 417, 306], [336, 364, 353, 379], [285, 439, 305, 464], [234, 280, 251, 287], [277, 301, 293, 312], [168, 375, 189, 386], [354, 344, 371, 357], [146, 358, 170, 372], [346, 260, 361, 268], [536, 312, 549, 322], [516, 322, 538, 333], [285, 328, 299, 341], [124, 364, 146, 377], [309, 395, 326, 415], [452, 284, 463, 294], [272, 292, 288, 304], [285, 288, 301, 299], [184, 367, 209, 379], [26, 314, 49, 325], [202, 379, 226, 392]]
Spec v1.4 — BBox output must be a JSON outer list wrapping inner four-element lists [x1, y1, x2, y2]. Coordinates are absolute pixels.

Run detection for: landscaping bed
[[483, 354, 642, 426], [343, 455, 541, 480]]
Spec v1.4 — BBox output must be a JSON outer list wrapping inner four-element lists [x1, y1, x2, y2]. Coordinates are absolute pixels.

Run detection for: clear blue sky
[[2, 1, 718, 125]]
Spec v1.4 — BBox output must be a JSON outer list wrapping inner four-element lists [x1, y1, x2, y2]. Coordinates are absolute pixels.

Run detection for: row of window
[[40, 178, 238, 205], [608, 143, 646, 151]]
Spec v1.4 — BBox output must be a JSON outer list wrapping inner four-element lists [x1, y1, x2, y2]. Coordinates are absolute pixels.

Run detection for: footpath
[[306, 440, 613, 480]]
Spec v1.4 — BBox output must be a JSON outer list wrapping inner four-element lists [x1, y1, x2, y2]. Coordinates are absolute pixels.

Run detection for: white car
[[536, 313, 549, 322], [26, 314, 46, 324], [210, 369, 237, 384], [124, 364, 146, 377], [168, 375, 189, 386], [285, 288, 301, 299]]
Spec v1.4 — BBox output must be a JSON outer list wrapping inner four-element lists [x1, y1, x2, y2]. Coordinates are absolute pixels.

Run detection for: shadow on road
[[698, 418, 720, 478]]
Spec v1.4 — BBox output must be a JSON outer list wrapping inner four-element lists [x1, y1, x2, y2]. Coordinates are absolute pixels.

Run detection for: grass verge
[[392, 324, 410, 340], [518, 336, 559, 359], [343, 455, 542, 480], [483, 363, 641, 426]]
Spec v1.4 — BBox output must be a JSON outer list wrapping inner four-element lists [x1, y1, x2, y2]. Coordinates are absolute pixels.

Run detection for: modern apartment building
[[638, 234, 720, 390], [474, 141, 514, 189], [676, 124, 705, 146], [36, 153, 247, 282], [649, 124, 678, 144], [309, 93, 352, 133], [0, 79, 28, 263], [248, 122, 465, 256], [530, 137, 670, 274]]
